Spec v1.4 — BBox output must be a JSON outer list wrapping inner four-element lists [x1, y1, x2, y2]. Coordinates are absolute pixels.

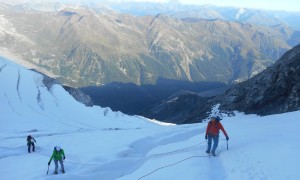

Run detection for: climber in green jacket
[[48, 146, 66, 174]]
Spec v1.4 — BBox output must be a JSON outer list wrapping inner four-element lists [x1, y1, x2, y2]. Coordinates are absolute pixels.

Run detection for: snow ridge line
[[0, 63, 6, 72], [4, 92, 18, 114], [36, 86, 43, 109], [17, 69, 22, 101], [138, 155, 209, 180]]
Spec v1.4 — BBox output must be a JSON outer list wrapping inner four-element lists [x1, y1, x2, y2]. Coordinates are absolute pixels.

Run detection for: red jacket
[[206, 121, 228, 137]]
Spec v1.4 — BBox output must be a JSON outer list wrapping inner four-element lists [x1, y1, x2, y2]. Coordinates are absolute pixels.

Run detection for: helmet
[[211, 116, 221, 121], [55, 146, 61, 151]]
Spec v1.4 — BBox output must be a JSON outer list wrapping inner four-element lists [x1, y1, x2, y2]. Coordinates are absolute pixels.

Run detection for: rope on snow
[[138, 155, 209, 180], [34, 141, 208, 167]]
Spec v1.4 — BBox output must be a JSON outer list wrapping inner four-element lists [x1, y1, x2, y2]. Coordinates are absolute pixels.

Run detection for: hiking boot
[[62, 169, 65, 173], [205, 150, 210, 154], [211, 152, 216, 156], [54, 171, 58, 175]]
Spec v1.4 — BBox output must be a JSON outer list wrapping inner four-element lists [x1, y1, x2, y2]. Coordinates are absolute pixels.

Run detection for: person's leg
[[206, 135, 212, 153], [27, 144, 30, 153], [54, 160, 58, 174], [59, 159, 65, 173], [32, 143, 35, 152], [211, 135, 219, 155]]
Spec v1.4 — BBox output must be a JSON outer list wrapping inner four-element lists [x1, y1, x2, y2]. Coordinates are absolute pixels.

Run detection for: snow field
[[1, 57, 300, 180]]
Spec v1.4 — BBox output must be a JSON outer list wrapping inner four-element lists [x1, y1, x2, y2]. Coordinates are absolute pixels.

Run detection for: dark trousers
[[54, 159, 64, 172], [207, 134, 219, 154], [27, 142, 35, 153]]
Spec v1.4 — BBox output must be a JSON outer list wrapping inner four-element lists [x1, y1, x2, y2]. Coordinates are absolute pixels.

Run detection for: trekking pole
[[47, 165, 49, 175]]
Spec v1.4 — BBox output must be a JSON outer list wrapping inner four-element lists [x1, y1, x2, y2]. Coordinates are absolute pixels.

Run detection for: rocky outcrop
[[63, 86, 93, 107], [217, 44, 300, 115]]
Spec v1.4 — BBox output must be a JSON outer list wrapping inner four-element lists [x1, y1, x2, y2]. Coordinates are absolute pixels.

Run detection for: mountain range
[[0, 2, 299, 88], [112, 2, 300, 30]]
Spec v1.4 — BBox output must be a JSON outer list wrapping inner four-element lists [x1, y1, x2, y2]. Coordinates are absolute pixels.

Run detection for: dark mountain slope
[[81, 79, 228, 115], [140, 44, 300, 124], [218, 43, 300, 115], [140, 92, 212, 124]]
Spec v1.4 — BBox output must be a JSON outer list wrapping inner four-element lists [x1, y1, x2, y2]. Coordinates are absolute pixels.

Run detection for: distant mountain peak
[[235, 8, 247, 19]]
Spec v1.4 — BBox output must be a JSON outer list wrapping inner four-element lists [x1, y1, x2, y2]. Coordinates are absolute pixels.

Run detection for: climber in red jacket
[[205, 116, 229, 156]]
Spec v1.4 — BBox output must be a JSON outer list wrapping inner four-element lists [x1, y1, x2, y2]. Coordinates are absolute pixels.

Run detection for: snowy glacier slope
[[1, 57, 300, 180]]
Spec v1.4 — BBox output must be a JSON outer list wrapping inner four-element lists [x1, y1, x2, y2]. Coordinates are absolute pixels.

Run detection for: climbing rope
[[138, 155, 209, 180], [138, 139, 230, 179], [34, 141, 209, 168], [146, 142, 204, 158]]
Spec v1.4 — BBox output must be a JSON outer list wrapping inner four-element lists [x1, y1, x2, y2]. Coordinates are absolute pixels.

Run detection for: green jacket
[[49, 149, 65, 162]]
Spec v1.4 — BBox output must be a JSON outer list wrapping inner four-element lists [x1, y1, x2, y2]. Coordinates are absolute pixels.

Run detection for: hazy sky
[[126, 0, 300, 12]]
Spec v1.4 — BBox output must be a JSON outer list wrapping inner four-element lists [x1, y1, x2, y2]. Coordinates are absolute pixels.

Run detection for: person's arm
[[218, 122, 228, 138], [206, 122, 211, 136], [61, 149, 65, 159], [48, 153, 54, 165]]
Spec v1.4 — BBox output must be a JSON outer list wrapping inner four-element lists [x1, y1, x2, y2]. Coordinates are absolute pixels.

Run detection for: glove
[[205, 134, 208, 140], [48, 162, 50, 166], [226, 136, 229, 141], [63, 156, 65, 160]]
